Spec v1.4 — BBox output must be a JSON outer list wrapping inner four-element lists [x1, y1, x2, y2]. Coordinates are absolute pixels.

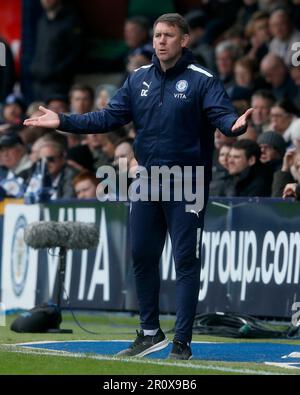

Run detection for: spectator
[[269, 99, 299, 143], [257, 130, 286, 175], [209, 142, 233, 196], [268, 8, 300, 66], [215, 41, 241, 93], [69, 84, 94, 114], [260, 53, 299, 106], [124, 16, 151, 53], [245, 11, 270, 63], [225, 139, 272, 196], [251, 90, 275, 133], [30, 0, 82, 100], [95, 84, 118, 110], [84, 134, 110, 168], [272, 149, 300, 196], [1, 95, 26, 125], [72, 170, 98, 199], [113, 137, 135, 174], [126, 45, 153, 74], [37, 140, 77, 199], [101, 131, 124, 163], [26, 102, 46, 118], [0, 131, 32, 197], [45, 94, 69, 113]]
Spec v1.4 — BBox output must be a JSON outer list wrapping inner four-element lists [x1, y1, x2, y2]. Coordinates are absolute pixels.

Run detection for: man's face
[[251, 96, 271, 125], [216, 50, 234, 77], [114, 142, 134, 171], [228, 148, 254, 175], [291, 67, 300, 86], [85, 134, 104, 150], [270, 105, 292, 133], [39, 145, 65, 176], [153, 22, 189, 67], [0, 145, 24, 169], [269, 12, 291, 40], [47, 100, 69, 113], [70, 90, 93, 114], [74, 179, 97, 199], [260, 61, 286, 87], [259, 144, 280, 163], [124, 22, 147, 49]]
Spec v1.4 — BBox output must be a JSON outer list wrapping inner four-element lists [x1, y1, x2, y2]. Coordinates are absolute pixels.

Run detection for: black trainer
[[168, 340, 192, 360], [116, 328, 169, 357]]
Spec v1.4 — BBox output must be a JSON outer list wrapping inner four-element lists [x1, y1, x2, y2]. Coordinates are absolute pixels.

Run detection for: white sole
[[136, 338, 169, 357]]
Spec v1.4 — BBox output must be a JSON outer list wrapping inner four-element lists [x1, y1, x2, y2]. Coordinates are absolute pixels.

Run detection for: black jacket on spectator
[[30, 5, 82, 101], [271, 170, 294, 198], [223, 162, 272, 197]]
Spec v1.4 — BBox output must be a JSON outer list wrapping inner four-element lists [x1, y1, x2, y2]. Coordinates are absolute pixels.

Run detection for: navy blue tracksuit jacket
[[59, 49, 244, 344]]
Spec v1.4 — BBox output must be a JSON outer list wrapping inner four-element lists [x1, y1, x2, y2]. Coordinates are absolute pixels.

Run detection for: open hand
[[23, 106, 60, 129], [231, 108, 254, 133]]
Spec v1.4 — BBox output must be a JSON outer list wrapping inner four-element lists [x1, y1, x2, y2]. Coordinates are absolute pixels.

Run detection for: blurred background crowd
[[1, 0, 300, 202]]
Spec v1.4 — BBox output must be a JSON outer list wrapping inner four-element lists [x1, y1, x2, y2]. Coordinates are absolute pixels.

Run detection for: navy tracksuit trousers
[[130, 196, 207, 344]]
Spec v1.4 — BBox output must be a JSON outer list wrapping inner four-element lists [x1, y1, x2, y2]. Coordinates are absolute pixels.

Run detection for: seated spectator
[[0, 131, 32, 197], [260, 53, 299, 106], [268, 8, 300, 66], [84, 134, 110, 168], [72, 171, 98, 199], [224, 139, 272, 196], [124, 16, 151, 55], [45, 94, 70, 113], [257, 130, 286, 175], [215, 40, 241, 93], [269, 99, 299, 143], [251, 90, 275, 133], [245, 11, 270, 63], [126, 45, 153, 74], [95, 84, 117, 110], [233, 57, 267, 92], [272, 149, 300, 196], [209, 142, 233, 196], [36, 140, 77, 199], [69, 84, 94, 114], [1, 95, 26, 125], [101, 131, 124, 164], [114, 138, 135, 171], [289, 66, 300, 109]]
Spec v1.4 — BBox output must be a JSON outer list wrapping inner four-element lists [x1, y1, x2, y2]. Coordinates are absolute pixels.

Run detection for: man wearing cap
[[257, 131, 287, 175], [0, 131, 32, 197]]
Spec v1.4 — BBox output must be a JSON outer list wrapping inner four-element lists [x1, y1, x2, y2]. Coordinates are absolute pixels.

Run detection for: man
[[30, 0, 82, 101], [225, 139, 272, 196], [73, 171, 98, 199], [69, 84, 94, 115], [24, 13, 252, 360], [0, 131, 32, 197], [269, 8, 300, 66], [251, 90, 275, 134], [257, 130, 286, 173], [30, 140, 77, 199], [260, 53, 299, 106]]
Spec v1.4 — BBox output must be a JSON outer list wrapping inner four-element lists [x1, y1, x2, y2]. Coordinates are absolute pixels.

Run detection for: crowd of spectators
[[1, 0, 300, 202]]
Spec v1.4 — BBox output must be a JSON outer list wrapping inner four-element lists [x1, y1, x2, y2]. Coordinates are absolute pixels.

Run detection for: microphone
[[24, 221, 99, 250]]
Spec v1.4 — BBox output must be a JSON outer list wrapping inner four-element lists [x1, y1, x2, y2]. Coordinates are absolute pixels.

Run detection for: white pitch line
[[1, 344, 285, 375]]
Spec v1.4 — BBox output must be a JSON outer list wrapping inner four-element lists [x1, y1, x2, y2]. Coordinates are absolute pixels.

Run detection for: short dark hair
[[252, 90, 275, 105], [153, 13, 190, 35], [232, 139, 261, 161], [69, 84, 95, 102]]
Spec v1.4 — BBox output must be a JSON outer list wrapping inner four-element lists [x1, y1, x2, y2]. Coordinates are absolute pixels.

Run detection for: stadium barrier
[[0, 197, 300, 319]]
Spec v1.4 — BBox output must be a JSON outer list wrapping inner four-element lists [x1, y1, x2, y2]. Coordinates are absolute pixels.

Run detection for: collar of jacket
[[152, 48, 196, 77]]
